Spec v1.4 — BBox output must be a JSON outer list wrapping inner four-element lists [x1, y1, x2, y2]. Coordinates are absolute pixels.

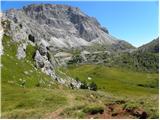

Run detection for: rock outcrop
[[0, 12, 4, 55], [16, 43, 27, 59]]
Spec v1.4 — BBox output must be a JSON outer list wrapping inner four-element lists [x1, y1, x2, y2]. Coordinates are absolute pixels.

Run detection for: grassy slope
[[1, 35, 68, 118], [1, 35, 111, 118], [60, 64, 159, 118], [62, 64, 158, 97], [1, 35, 159, 118]]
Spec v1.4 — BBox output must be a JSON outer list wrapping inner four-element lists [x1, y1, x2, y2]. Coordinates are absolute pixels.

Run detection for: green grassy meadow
[[61, 64, 158, 97], [1, 35, 159, 118]]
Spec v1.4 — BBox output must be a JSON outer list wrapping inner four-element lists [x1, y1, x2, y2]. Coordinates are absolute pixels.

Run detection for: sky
[[1, 1, 159, 47]]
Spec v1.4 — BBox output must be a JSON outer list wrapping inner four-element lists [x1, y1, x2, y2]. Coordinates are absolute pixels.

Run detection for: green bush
[[47, 52, 51, 61], [67, 55, 83, 64], [1, 20, 11, 32], [83, 105, 104, 115], [35, 82, 40, 87], [75, 77, 80, 81], [80, 81, 88, 89], [28, 34, 35, 42], [89, 82, 97, 91], [25, 44, 38, 62], [111, 51, 159, 73]]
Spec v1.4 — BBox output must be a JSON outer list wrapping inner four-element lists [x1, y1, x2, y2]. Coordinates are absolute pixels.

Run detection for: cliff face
[[2, 4, 134, 50]]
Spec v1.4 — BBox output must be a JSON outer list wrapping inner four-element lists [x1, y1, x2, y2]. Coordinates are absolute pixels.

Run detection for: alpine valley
[[1, 4, 159, 119]]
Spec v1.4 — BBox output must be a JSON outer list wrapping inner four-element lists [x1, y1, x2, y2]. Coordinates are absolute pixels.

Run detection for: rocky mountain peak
[[22, 4, 107, 42], [3, 4, 134, 49], [3, 3, 123, 48]]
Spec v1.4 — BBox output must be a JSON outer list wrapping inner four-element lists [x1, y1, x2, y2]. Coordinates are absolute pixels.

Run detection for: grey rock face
[[80, 50, 90, 61], [34, 50, 45, 68], [34, 50, 57, 79], [16, 44, 27, 59], [0, 30, 3, 56], [38, 43, 48, 56], [54, 52, 72, 66], [2, 4, 125, 49], [0, 13, 3, 56], [34, 50, 81, 88], [34, 50, 53, 74]]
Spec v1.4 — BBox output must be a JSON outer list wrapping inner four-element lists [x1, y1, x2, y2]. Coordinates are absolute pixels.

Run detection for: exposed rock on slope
[[16, 43, 27, 59], [111, 40, 135, 52], [2, 4, 133, 49], [0, 12, 4, 55]]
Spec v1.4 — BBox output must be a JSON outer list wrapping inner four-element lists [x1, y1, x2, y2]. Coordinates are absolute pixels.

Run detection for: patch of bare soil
[[86, 102, 148, 119]]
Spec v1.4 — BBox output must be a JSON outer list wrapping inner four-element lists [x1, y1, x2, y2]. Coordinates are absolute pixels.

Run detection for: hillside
[[1, 35, 158, 118], [65, 38, 159, 73], [1, 3, 159, 119], [138, 37, 159, 53], [110, 38, 159, 72]]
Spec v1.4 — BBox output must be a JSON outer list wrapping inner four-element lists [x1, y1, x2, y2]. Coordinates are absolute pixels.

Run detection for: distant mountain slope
[[138, 37, 159, 53], [111, 38, 159, 72], [110, 40, 135, 52]]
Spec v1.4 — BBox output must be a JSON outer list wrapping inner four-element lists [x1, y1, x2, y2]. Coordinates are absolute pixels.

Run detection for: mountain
[[110, 38, 159, 72], [138, 37, 159, 53], [1, 3, 159, 119], [2, 4, 133, 50]]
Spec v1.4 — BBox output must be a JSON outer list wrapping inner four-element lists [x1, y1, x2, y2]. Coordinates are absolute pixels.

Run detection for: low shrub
[[89, 82, 97, 91], [83, 105, 104, 115], [80, 81, 88, 89]]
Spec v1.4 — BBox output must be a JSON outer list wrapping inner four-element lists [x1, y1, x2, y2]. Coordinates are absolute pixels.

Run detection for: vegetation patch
[[83, 105, 104, 115], [62, 64, 158, 96]]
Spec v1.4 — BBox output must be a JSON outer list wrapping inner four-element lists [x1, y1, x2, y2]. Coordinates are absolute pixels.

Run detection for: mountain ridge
[[138, 37, 159, 53], [3, 4, 134, 50]]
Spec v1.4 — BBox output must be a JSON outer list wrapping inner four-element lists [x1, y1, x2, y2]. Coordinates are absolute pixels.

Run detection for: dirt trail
[[44, 91, 76, 119], [44, 108, 64, 119]]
